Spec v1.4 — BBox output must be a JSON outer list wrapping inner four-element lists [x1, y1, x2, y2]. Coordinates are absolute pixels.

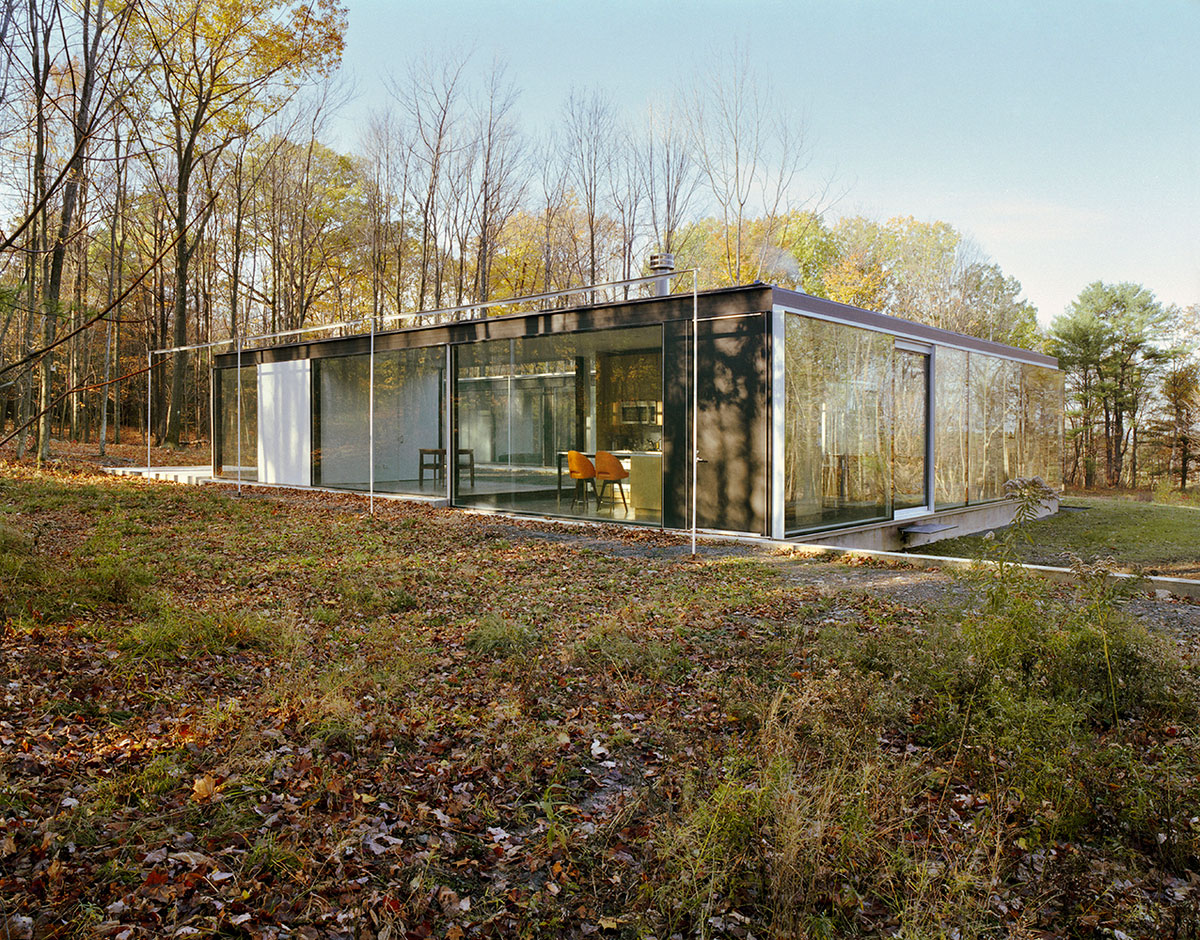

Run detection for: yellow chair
[[567, 450, 599, 511], [595, 451, 629, 511]]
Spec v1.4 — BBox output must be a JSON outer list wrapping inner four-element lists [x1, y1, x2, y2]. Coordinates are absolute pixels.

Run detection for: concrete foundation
[[791, 497, 1059, 552]]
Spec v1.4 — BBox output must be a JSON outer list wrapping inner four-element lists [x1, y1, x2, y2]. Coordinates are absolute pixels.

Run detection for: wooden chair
[[595, 450, 629, 510], [567, 450, 599, 511]]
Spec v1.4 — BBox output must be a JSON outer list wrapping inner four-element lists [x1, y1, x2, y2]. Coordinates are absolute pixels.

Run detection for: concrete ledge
[[790, 498, 1058, 551], [204, 476, 451, 507], [776, 541, 1200, 602], [104, 465, 213, 485]]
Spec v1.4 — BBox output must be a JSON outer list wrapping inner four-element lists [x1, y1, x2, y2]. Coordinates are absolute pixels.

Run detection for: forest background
[[0, 0, 1196, 494]]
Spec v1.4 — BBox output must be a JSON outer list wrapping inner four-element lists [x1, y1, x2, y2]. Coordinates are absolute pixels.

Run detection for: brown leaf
[[192, 773, 217, 802]]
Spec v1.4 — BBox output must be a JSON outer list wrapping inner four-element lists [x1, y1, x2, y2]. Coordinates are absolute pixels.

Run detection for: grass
[[920, 495, 1200, 576], [4, 458, 1200, 937]]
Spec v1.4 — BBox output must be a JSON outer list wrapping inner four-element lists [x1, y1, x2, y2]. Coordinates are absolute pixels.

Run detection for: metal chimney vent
[[649, 252, 675, 296]]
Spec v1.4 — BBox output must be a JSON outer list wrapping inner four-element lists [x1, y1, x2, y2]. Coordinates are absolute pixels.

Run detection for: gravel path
[[486, 520, 1200, 637]]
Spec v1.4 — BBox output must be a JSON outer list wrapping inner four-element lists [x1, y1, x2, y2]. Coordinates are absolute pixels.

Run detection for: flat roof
[[214, 283, 1057, 370]]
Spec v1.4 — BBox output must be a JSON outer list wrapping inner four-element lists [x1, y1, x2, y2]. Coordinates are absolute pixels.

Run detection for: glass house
[[211, 284, 1062, 545]]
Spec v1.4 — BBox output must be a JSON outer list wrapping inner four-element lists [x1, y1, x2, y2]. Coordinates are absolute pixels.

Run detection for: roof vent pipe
[[649, 252, 675, 297]]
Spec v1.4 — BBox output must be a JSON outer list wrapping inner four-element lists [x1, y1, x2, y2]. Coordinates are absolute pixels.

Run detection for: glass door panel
[[894, 349, 929, 512]]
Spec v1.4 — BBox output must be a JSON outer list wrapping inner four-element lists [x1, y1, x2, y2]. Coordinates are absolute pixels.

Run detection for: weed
[[465, 613, 540, 655], [120, 608, 283, 659], [577, 618, 688, 680], [245, 832, 303, 879]]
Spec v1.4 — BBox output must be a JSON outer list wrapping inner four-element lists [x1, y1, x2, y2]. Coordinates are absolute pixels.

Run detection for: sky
[[326, 0, 1200, 326]]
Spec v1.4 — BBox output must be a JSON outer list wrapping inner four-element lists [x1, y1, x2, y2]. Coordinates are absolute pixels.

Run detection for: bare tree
[[471, 59, 525, 303], [361, 106, 413, 322], [23, 0, 127, 463], [131, 0, 345, 445], [394, 54, 468, 311], [685, 45, 808, 285], [561, 87, 616, 287], [609, 120, 645, 291], [642, 99, 699, 260]]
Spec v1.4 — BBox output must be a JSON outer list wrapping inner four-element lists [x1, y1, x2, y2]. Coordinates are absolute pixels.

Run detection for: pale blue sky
[[328, 0, 1200, 325]]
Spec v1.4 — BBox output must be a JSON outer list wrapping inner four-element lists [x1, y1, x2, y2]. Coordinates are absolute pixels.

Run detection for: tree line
[[1050, 283, 1200, 492], [0, 1, 1194, 494]]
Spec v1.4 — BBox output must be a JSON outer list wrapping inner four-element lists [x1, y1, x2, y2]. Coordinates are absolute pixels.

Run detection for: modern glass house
[[211, 283, 1062, 546]]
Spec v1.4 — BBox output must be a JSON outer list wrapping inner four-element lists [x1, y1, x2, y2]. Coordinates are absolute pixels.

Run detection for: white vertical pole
[[369, 312, 375, 515], [445, 342, 452, 503], [236, 339, 243, 497], [146, 352, 152, 471], [691, 272, 698, 557]]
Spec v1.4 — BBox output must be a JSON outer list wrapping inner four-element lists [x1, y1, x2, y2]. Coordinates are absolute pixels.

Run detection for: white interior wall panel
[[257, 360, 311, 486]]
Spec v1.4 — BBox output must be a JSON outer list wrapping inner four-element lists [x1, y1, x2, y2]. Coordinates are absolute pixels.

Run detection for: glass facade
[[313, 347, 445, 494], [1020, 364, 1064, 489], [210, 303, 1062, 539], [969, 354, 1020, 503], [785, 313, 1063, 535], [933, 346, 969, 509], [454, 326, 663, 524], [784, 314, 894, 531], [893, 349, 929, 512], [214, 364, 258, 481]]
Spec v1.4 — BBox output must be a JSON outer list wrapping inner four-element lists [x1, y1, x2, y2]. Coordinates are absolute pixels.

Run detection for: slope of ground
[[3, 462, 1200, 938]]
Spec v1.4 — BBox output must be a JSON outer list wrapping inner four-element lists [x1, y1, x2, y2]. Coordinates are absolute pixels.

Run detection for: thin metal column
[[146, 352, 152, 471], [236, 339, 242, 497], [691, 275, 698, 557], [369, 313, 375, 515]]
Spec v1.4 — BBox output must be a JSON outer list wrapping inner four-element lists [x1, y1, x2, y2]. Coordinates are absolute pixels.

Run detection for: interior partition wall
[[452, 325, 664, 525]]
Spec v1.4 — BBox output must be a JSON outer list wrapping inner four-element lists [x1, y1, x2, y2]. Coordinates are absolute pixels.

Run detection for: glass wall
[[893, 350, 928, 511], [933, 347, 968, 509], [783, 316, 1063, 533], [1021, 364, 1064, 489], [969, 353, 1020, 502], [784, 314, 894, 532], [214, 365, 257, 481], [454, 327, 663, 524], [932, 349, 1060, 509], [313, 347, 445, 494]]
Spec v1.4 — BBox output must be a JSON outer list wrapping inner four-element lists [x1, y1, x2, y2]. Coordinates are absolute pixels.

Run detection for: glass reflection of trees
[[784, 315, 894, 530], [893, 350, 928, 511], [215, 365, 257, 480], [786, 312, 1064, 534]]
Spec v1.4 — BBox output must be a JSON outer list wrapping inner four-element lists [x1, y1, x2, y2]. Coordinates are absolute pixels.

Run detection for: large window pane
[[1021, 364, 1064, 489], [784, 314, 893, 532], [933, 346, 968, 509], [454, 327, 663, 525], [373, 348, 445, 494], [314, 348, 446, 494], [214, 364, 257, 481], [314, 355, 369, 487], [894, 350, 928, 511], [969, 354, 1020, 502]]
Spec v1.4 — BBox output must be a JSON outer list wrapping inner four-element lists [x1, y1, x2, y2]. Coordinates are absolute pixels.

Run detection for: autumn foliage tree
[[130, 0, 345, 444]]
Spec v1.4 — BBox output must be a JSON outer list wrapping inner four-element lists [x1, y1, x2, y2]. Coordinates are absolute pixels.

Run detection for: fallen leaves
[[191, 773, 218, 802], [2, 462, 1199, 939]]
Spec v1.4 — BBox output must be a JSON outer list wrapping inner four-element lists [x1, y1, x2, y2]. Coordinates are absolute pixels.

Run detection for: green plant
[[465, 613, 539, 655]]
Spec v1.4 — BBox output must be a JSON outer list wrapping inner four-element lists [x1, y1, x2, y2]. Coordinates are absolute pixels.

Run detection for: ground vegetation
[[3, 464, 1200, 937]]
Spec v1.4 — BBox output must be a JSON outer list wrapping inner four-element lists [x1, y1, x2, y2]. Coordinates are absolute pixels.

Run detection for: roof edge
[[771, 286, 1058, 369]]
